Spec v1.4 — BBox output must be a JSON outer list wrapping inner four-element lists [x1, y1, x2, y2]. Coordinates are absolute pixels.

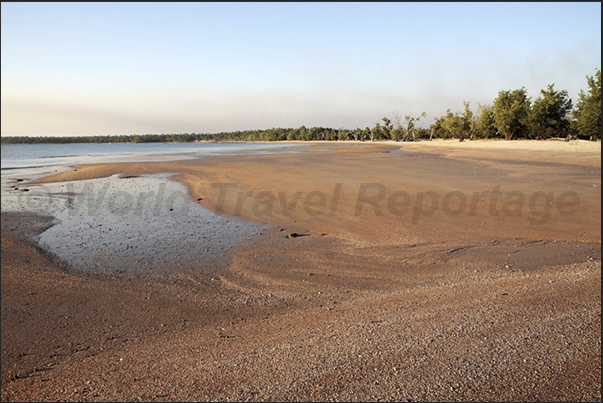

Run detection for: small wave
[[1, 165, 45, 170], [39, 155, 78, 159]]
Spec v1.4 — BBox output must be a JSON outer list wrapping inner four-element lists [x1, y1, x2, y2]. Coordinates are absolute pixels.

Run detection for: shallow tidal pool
[[2, 171, 269, 276]]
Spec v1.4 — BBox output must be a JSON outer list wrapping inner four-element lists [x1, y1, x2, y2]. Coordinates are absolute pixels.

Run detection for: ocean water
[[1, 141, 303, 171], [1, 141, 305, 197]]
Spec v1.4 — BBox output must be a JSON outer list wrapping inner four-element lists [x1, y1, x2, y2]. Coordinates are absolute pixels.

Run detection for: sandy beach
[[2, 139, 601, 401]]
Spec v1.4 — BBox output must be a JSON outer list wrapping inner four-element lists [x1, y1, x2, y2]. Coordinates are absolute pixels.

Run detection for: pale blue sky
[[1, 2, 601, 137]]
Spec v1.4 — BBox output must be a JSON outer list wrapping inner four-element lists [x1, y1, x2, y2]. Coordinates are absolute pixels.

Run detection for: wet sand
[[2, 140, 601, 401]]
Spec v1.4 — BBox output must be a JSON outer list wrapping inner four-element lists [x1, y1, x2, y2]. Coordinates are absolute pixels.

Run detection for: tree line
[[429, 68, 600, 142], [2, 69, 599, 144]]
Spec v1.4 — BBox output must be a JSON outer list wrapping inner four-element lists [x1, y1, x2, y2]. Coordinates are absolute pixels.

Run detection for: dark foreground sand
[[2, 140, 601, 401]]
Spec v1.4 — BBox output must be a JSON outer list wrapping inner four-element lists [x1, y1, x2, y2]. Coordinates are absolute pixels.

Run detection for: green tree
[[297, 125, 307, 140], [414, 127, 431, 140], [528, 84, 573, 139], [440, 109, 463, 140], [430, 116, 447, 139], [391, 111, 404, 141], [475, 103, 497, 139], [370, 122, 382, 141], [493, 88, 531, 140], [573, 69, 601, 140], [308, 127, 323, 141], [403, 112, 427, 141], [346, 127, 361, 141], [460, 102, 476, 141], [380, 117, 392, 140]]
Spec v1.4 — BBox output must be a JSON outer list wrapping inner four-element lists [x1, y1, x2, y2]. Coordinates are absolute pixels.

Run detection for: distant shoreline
[[2, 137, 601, 146]]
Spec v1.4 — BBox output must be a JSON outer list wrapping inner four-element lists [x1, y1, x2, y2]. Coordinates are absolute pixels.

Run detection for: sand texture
[[2, 140, 601, 401]]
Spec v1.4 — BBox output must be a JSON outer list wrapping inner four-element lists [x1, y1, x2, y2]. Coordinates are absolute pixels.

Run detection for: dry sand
[[1, 139, 601, 401]]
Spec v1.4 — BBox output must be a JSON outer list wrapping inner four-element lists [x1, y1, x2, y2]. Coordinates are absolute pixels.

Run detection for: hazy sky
[[1, 2, 601, 137]]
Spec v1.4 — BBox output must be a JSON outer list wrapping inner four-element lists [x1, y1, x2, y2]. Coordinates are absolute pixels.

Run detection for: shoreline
[[28, 140, 602, 245], [2, 140, 601, 401]]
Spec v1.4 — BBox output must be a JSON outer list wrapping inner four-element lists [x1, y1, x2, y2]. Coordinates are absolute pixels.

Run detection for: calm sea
[[0, 142, 301, 171]]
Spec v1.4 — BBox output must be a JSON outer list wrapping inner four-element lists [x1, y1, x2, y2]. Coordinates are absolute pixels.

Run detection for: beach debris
[[197, 198, 203, 201], [287, 232, 299, 238]]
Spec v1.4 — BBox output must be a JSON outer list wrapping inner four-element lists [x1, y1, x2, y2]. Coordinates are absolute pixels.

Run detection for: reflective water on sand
[[2, 172, 269, 276]]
